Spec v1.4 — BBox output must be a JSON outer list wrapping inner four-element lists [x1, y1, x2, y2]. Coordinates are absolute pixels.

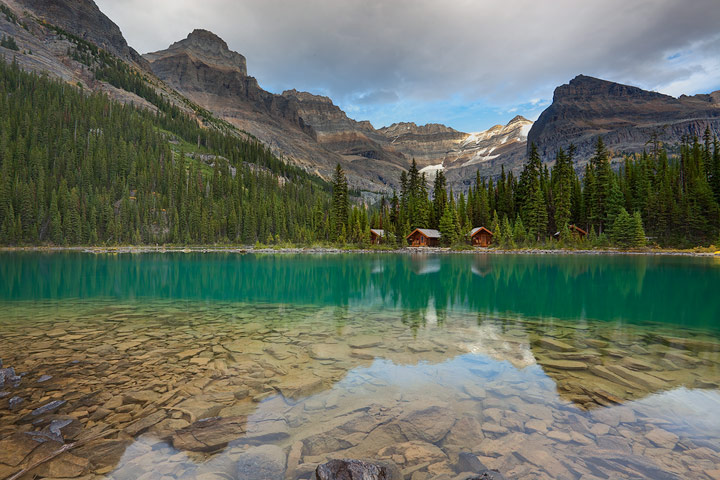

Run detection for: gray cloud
[[96, 0, 720, 127], [355, 89, 400, 105]]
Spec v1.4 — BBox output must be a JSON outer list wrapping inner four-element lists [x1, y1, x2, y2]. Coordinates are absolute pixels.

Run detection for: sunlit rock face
[[377, 122, 467, 166], [528, 75, 720, 165], [145, 29, 247, 76], [441, 116, 533, 187]]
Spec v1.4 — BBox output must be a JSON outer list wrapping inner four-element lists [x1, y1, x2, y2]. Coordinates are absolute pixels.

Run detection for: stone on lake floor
[[301, 431, 354, 456], [456, 452, 489, 473], [0, 432, 44, 466], [316, 458, 402, 480], [378, 441, 448, 468], [536, 338, 575, 352], [244, 418, 290, 444], [9, 395, 24, 410], [348, 335, 384, 349], [30, 451, 90, 478], [398, 405, 455, 444], [542, 360, 588, 370], [277, 376, 324, 399], [309, 343, 351, 361], [25, 399, 67, 419], [73, 438, 133, 470], [172, 416, 246, 452], [656, 335, 720, 352], [621, 356, 656, 371], [235, 444, 287, 480], [443, 416, 485, 449], [122, 390, 160, 404], [124, 410, 166, 436], [605, 365, 667, 391], [645, 428, 679, 449]]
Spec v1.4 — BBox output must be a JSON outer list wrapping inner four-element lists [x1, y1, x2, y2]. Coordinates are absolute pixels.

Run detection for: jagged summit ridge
[[282, 89, 334, 104], [145, 29, 247, 75]]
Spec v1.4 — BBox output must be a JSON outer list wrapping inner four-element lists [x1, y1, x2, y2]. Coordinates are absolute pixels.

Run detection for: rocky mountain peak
[[378, 122, 461, 137], [528, 75, 720, 164], [146, 29, 247, 75], [555, 74, 672, 103], [282, 89, 333, 104], [507, 115, 531, 125]]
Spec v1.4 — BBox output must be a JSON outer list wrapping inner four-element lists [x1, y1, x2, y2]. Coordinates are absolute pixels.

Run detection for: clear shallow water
[[0, 252, 719, 480]]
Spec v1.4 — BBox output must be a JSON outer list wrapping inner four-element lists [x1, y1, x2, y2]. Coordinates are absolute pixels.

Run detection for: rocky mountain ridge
[[143, 28, 536, 190], [8, 0, 149, 70], [528, 75, 720, 165], [4, 0, 719, 193]]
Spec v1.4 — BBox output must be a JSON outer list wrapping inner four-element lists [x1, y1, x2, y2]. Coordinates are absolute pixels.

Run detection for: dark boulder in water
[[315, 459, 402, 480]]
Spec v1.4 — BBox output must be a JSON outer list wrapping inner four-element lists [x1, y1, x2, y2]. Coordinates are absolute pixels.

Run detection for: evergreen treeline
[[373, 136, 720, 248], [2, 54, 719, 249], [0, 58, 340, 245]]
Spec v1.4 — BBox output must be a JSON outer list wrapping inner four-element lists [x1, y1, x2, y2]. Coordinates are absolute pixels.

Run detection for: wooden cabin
[[370, 229, 385, 245], [469, 227, 493, 247], [570, 225, 588, 240], [554, 224, 588, 241], [406, 228, 441, 247]]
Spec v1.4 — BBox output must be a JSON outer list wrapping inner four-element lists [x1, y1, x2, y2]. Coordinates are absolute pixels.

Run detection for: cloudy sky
[[96, 0, 720, 133]]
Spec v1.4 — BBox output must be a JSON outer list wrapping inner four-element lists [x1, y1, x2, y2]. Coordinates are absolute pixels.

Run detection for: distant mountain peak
[[146, 29, 247, 76], [507, 115, 531, 125], [282, 89, 334, 105]]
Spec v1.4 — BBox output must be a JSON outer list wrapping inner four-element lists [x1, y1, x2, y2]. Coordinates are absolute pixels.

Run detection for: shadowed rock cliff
[[528, 75, 720, 165]]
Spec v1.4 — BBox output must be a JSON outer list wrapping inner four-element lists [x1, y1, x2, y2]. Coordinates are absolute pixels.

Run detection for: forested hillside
[[0, 58, 351, 245], [372, 136, 720, 248], [1, 53, 719, 249]]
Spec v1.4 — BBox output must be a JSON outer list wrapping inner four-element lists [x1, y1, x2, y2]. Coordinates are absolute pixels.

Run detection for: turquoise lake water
[[2, 252, 720, 329], [0, 252, 719, 480]]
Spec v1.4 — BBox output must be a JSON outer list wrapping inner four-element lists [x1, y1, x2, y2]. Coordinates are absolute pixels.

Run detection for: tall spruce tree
[[431, 170, 447, 229], [331, 163, 349, 241]]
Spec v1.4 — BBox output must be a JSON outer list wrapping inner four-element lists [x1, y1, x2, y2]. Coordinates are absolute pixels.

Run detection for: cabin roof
[[469, 226, 493, 237], [370, 229, 385, 237], [571, 224, 588, 236], [553, 224, 588, 237], [406, 228, 441, 239]]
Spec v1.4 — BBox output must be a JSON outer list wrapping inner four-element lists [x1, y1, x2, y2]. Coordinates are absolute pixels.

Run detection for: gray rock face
[[145, 29, 247, 75], [235, 444, 287, 480], [144, 30, 409, 191], [16, 0, 149, 70], [315, 459, 402, 480], [528, 75, 720, 165]]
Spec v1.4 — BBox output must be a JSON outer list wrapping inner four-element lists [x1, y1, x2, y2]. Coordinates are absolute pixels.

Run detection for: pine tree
[[590, 137, 614, 234], [49, 191, 62, 244], [513, 215, 526, 246], [491, 211, 501, 246], [500, 215, 514, 248], [551, 148, 573, 230], [438, 202, 460, 246], [431, 170, 447, 229], [610, 207, 633, 248], [631, 211, 646, 247], [331, 163, 349, 241]]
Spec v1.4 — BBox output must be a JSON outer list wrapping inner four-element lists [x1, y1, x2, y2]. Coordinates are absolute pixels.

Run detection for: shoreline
[[0, 245, 718, 257]]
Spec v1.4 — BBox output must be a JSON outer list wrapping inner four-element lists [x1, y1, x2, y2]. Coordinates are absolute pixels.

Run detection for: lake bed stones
[[315, 458, 402, 480], [235, 444, 286, 480]]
